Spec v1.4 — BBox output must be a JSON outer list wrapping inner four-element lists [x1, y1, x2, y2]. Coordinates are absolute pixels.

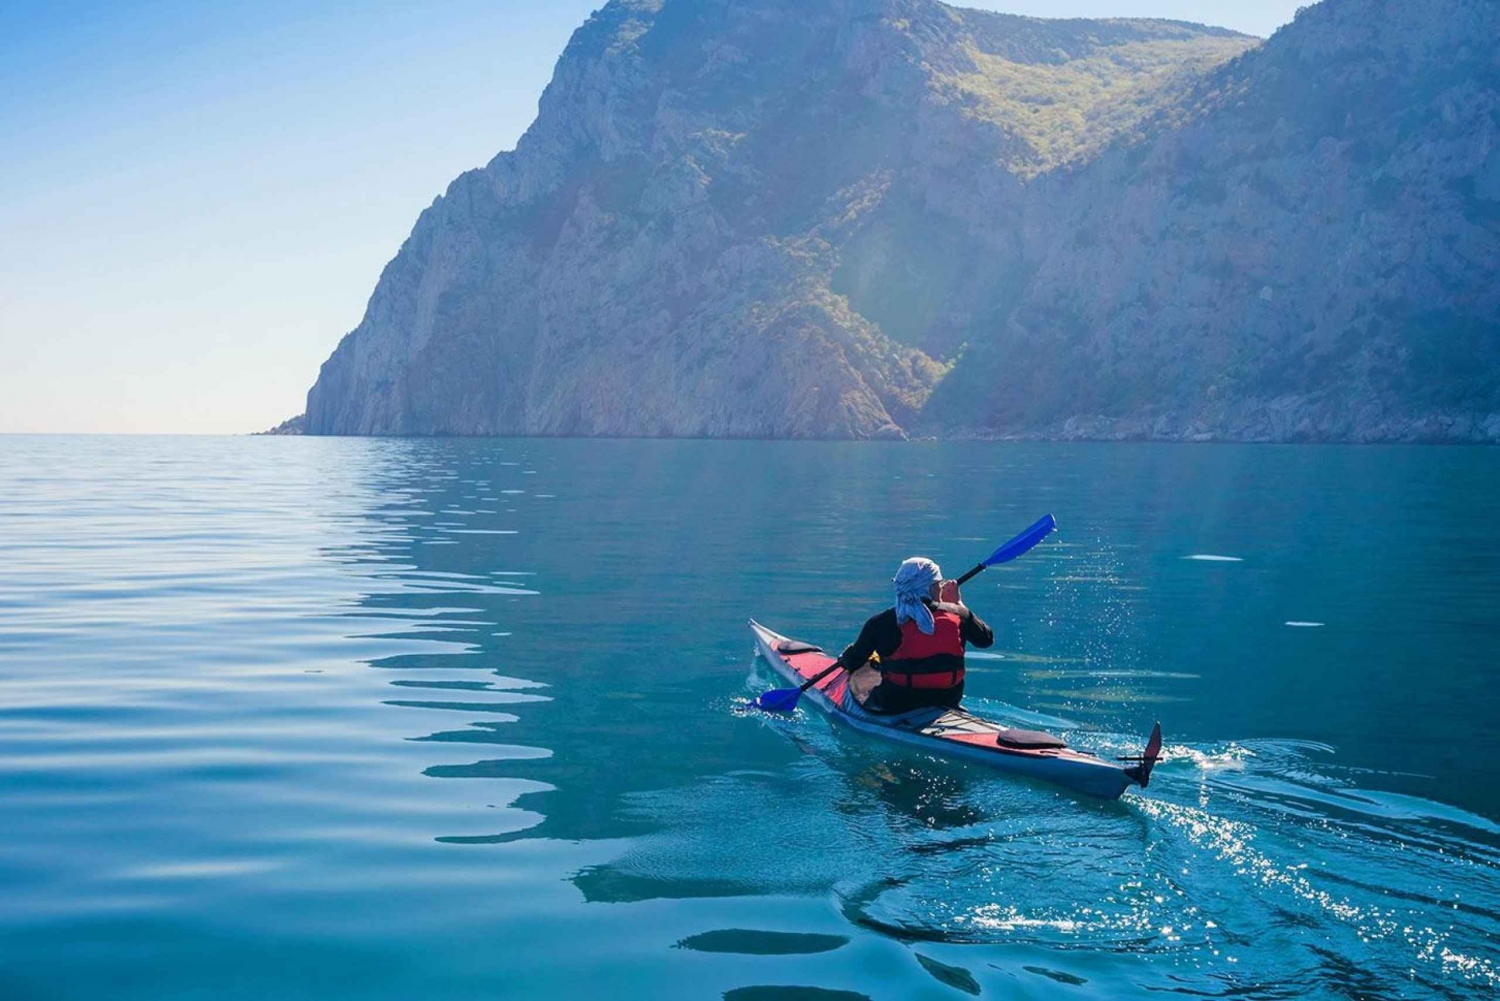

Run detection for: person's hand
[[939, 579, 961, 604]]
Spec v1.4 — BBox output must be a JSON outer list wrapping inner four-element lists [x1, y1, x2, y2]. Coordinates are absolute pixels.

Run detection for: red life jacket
[[882, 604, 965, 690]]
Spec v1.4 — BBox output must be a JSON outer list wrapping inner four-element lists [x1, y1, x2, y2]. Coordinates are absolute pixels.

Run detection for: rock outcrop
[[259, 414, 306, 435], [301, 0, 1500, 442]]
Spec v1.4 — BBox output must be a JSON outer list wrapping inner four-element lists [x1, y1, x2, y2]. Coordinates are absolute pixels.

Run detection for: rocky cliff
[[300, 0, 1500, 442], [925, 0, 1500, 441]]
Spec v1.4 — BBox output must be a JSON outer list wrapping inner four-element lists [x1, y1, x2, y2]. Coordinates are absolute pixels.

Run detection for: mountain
[[924, 0, 1500, 441], [298, 0, 1500, 442]]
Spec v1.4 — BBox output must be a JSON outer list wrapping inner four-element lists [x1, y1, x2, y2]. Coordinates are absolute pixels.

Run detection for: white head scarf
[[893, 557, 942, 635]]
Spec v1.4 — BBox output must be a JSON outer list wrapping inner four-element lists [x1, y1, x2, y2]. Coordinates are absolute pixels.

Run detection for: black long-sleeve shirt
[[837, 599, 994, 671]]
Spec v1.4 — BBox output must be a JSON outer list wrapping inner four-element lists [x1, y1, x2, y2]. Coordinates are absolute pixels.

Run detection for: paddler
[[837, 557, 994, 714]]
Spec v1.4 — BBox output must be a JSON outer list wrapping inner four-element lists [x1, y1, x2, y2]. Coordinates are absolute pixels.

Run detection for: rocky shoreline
[[265, 408, 1499, 443]]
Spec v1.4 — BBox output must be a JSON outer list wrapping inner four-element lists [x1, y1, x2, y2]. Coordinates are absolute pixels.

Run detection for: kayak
[[749, 620, 1161, 800]]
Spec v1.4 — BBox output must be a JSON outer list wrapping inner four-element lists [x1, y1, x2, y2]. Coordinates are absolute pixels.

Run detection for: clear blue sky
[[0, 0, 1302, 433]]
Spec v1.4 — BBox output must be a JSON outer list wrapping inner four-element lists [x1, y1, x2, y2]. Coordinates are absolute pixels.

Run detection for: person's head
[[893, 557, 941, 598], [892, 557, 943, 633]]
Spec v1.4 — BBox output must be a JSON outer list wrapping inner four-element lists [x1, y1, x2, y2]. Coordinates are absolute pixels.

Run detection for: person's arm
[[959, 606, 994, 648], [838, 611, 897, 670], [939, 580, 994, 649]]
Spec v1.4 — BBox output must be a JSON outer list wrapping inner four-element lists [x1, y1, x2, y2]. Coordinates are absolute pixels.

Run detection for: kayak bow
[[749, 620, 1160, 800]]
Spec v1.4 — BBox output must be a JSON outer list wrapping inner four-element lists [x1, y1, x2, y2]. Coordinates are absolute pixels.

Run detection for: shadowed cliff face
[[303, 0, 1499, 442], [922, 0, 1500, 442]]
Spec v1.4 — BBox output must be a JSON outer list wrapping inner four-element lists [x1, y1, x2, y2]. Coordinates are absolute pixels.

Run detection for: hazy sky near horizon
[[1, 0, 1302, 434]]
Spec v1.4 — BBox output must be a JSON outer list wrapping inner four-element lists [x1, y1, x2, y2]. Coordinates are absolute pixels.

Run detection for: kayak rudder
[[1121, 721, 1163, 788]]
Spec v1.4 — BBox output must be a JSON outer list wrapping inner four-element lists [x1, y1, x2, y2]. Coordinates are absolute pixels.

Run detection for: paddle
[[751, 513, 1058, 713]]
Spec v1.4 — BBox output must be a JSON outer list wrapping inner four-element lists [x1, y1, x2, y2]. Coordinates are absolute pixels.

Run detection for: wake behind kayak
[[750, 620, 1161, 800]]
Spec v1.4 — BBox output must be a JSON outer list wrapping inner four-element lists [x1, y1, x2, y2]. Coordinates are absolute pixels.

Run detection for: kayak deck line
[[749, 619, 1160, 800]]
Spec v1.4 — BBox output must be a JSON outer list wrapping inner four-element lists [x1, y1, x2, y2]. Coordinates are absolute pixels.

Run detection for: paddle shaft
[[796, 660, 844, 694], [954, 563, 987, 587]]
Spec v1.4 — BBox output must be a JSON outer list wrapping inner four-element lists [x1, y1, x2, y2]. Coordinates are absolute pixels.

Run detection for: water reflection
[[317, 438, 1500, 996], [319, 441, 1500, 1001], [319, 439, 556, 845], [4, 435, 1499, 999]]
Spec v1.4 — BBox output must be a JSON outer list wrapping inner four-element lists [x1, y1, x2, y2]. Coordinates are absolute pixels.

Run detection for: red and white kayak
[[750, 620, 1161, 800]]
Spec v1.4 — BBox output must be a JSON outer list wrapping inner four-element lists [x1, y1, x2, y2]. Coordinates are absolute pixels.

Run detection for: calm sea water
[[1, 435, 1497, 1000]]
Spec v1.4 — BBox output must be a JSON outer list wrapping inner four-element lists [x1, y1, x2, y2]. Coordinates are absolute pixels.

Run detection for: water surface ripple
[[1, 436, 1496, 1000]]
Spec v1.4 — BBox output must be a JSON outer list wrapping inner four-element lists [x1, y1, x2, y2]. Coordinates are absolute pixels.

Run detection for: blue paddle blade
[[982, 513, 1057, 567], [752, 687, 802, 713]]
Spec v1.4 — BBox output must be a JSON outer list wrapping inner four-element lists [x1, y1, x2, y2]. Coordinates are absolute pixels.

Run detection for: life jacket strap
[[883, 668, 964, 689]]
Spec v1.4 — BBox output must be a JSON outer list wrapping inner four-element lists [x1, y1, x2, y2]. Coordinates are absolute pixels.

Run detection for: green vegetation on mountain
[[933, 29, 1254, 174]]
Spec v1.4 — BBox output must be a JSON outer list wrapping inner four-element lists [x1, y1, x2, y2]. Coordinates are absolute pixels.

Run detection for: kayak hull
[[750, 620, 1146, 800]]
